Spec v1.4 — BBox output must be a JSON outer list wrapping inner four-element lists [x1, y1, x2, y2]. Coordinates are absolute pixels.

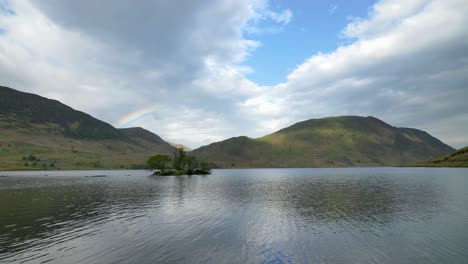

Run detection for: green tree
[[182, 155, 198, 174], [146, 155, 172, 171], [173, 148, 186, 170], [146, 148, 211, 176], [200, 162, 212, 174]]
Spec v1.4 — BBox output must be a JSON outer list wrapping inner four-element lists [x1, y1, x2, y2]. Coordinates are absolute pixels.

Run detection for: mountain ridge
[[0, 85, 126, 140], [192, 116, 454, 168], [0, 86, 175, 170]]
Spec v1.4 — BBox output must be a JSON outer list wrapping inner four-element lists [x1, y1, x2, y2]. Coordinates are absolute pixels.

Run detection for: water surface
[[0, 168, 467, 263]]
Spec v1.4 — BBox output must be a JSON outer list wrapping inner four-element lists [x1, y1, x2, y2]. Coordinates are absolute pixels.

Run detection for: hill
[[0, 86, 174, 170], [192, 116, 455, 168], [119, 127, 174, 151], [0, 86, 125, 140], [0, 86, 457, 170], [407, 146, 468, 167]]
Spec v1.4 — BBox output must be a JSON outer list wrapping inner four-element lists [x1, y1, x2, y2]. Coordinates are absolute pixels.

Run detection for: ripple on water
[[0, 168, 468, 263]]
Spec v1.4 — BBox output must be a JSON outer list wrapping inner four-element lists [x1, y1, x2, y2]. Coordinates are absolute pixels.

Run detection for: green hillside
[[0, 86, 125, 140], [120, 127, 174, 150], [0, 86, 174, 170], [407, 146, 468, 167], [192, 116, 455, 168]]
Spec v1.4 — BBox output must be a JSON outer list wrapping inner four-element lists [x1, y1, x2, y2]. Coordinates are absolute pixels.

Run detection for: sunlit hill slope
[[192, 116, 454, 168]]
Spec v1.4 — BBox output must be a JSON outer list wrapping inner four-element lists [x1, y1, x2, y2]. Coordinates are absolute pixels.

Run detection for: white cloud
[[0, 0, 467, 149], [0, 0, 293, 148], [243, 0, 293, 34], [343, 0, 430, 39]]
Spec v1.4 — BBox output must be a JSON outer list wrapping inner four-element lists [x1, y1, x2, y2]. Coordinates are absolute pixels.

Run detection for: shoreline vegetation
[[146, 148, 212, 176]]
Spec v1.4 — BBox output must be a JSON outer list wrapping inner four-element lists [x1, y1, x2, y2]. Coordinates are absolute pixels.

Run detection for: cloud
[[0, 0, 467, 149], [242, 0, 468, 148], [243, 1, 293, 34], [0, 0, 293, 148], [266, 8, 293, 24], [343, 0, 429, 39]]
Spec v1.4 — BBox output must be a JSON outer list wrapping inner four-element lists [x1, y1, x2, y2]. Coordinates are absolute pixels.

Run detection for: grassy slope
[[406, 147, 468, 167], [192, 116, 455, 168], [0, 86, 124, 140], [119, 127, 175, 151], [0, 125, 175, 170], [0, 86, 175, 170]]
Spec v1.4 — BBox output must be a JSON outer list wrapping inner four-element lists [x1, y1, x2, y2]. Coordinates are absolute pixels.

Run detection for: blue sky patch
[[245, 0, 376, 86]]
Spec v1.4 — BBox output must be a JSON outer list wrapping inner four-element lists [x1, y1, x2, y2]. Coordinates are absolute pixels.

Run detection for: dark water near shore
[[0, 168, 467, 264]]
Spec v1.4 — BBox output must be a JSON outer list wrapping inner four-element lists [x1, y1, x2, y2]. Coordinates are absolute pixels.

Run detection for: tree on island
[[146, 154, 172, 174], [146, 148, 211, 176], [173, 148, 186, 170], [182, 155, 197, 174]]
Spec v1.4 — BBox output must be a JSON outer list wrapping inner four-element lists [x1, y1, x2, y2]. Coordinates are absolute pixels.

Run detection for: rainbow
[[114, 105, 157, 127]]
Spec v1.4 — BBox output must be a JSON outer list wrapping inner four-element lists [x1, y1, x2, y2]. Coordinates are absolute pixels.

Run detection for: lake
[[0, 168, 467, 263]]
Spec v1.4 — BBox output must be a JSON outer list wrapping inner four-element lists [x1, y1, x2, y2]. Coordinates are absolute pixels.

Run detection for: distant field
[[0, 127, 154, 171]]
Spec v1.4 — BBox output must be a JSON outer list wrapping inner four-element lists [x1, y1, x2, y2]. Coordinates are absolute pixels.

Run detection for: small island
[[146, 148, 212, 176]]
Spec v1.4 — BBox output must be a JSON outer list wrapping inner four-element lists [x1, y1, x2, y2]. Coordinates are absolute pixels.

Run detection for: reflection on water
[[0, 168, 467, 263]]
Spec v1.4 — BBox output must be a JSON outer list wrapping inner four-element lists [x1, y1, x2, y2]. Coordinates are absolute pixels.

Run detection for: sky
[[0, 0, 467, 149]]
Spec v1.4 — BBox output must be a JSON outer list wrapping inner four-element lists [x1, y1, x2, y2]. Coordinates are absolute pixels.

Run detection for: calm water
[[0, 168, 467, 264]]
